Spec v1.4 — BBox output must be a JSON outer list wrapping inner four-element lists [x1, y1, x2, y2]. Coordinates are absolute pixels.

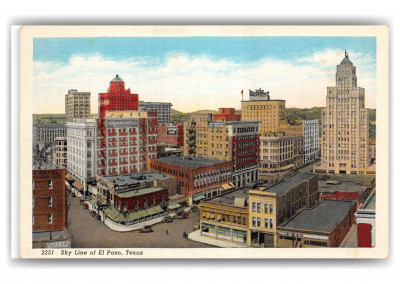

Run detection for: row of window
[[32, 180, 52, 189], [252, 202, 273, 214], [252, 217, 274, 229], [32, 197, 52, 207], [32, 214, 53, 224]]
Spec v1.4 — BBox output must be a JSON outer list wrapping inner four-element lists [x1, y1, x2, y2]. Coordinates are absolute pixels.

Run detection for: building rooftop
[[115, 186, 164, 198], [281, 199, 356, 233], [206, 187, 250, 207], [103, 171, 173, 186], [139, 101, 173, 106], [33, 123, 67, 128], [361, 189, 376, 211], [260, 172, 316, 196], [156, 155, 228, 169], [110, 74, 124, 83]]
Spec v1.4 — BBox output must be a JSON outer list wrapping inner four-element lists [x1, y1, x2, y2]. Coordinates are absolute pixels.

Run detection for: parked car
[[175, 213, 189, 219], [95, 214, 101, 221], [71, 193, 76, 197], [193, 224, 200, 231], [162, 216, 173, 223], [82, 202, 89, 209], [139, 225, 153, 233], [90, 211, 96, 217]]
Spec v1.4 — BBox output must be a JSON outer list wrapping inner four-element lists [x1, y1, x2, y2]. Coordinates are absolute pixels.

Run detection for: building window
[[144, 199, 147, 207], [48, 180, 53, 189], [257, 217, 261, 227], [269, 219, 273, 229], [252, 202, 256, 212], [269, 204, 273, 214], [161, 195, 165, 202], [257, 203, 261, 213], [252, 217, 256, 227], [152, 196, 156, 205], [265, 218, 269, 228], [135, 201, 139, 210], [48, 214, 53, 224], [48, 197, 53, 207], [264, 203, 269, 214]]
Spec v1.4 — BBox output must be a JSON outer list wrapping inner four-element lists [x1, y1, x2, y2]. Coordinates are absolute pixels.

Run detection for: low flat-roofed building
[[277, 199, 357, 248], [318, 174, 375, 206], [150, 155, 233, 205], [355, 188, 376, 247], [198, 187, 250, 245], [248, 172, 319, 247], [96, 171, 176, 208]]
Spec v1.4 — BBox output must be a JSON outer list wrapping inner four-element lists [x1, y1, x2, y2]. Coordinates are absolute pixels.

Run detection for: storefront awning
[[206, 212, 211, 219], [65, 174, 75, 181], [210, 214, 215, 219], [193, 195, 206, 202], [146, 207, 157, 215], [221, 182, 235, 191], [153, 205, 164, 214], [72, 181, 84, 191], [216, 214, 222, 221], [168, 203, 181, 210], [202, 212, 207, 218]]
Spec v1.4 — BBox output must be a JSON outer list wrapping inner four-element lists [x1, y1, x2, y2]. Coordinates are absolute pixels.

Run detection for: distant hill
[[33, 114, 67, 125]]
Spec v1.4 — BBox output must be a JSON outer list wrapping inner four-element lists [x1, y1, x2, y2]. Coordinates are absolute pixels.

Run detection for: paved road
[[67, 193, 213, 248]]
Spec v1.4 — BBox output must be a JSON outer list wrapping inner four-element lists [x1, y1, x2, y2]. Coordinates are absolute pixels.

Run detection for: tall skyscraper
[[316, 51, 370, 174], [65, 89, 91, 121], [97, 75, 140, 176], [241, 89, 303, 136]]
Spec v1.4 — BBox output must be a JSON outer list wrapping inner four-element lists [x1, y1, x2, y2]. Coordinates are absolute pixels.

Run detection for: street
[[67, 193, 214, 248]]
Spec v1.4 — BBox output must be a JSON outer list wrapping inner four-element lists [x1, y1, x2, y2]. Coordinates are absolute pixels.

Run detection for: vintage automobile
[[139, 225, 153, 233], [95, 214, 101, 221], [174, 213, 189, 219], [162, 216, 173, 223], [82, 202, 89, 209], [193, 224, 200, 231]]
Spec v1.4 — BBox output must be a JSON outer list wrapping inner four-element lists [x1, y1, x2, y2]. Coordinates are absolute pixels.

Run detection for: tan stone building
[[65, 89, 91, 121], [248, 172, 319, 247], [184, 111, 260, 188], [198, 188, 250, 246], [55, 137, 67, 168], [316, 51, 370, 174], [260, 132, 304, 173], [241, 89, 303, 136]]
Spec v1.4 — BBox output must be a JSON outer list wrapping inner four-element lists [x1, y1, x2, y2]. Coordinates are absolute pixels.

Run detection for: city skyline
[[33, 37, 377, 113]]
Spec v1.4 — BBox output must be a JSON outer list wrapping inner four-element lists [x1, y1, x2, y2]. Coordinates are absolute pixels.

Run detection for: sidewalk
[[188, 230, 249, 248]]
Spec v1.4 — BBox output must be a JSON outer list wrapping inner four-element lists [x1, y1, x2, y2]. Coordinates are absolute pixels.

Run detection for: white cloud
[[33, 49, 377, 114]]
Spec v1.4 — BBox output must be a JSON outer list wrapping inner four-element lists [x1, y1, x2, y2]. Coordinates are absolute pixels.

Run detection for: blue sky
[[33, 36, 377, 113]]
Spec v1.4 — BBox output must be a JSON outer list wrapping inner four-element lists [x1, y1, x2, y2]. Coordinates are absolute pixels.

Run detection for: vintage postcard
[[19, 25, 389, 258]]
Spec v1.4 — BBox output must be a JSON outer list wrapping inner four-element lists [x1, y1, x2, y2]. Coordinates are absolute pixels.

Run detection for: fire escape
[[187, 119, 196, 156]]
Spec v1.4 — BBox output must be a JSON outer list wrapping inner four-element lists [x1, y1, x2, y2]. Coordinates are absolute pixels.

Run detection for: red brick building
[[150, 156, 233, 204], [114, 186, 169, 212], [213, 108, 241, 121], [177, 124, 184, 146], [32, 162, 66, 232], [97, 111, 158, 176], [97, 75, 140, 175]]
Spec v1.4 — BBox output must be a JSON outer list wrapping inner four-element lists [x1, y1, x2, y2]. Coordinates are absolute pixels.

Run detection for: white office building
[[304, 119, 319, 164], [67, 118, 97, 195]]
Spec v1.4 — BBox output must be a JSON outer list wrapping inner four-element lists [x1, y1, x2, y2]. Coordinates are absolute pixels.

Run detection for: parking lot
[[67, 193, 214, 248]]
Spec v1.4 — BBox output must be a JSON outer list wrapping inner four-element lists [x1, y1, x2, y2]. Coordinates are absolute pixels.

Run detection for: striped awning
[[168, 203, 181, 210], [72, 181, 84, 191], [65, 174, 75, 181]]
